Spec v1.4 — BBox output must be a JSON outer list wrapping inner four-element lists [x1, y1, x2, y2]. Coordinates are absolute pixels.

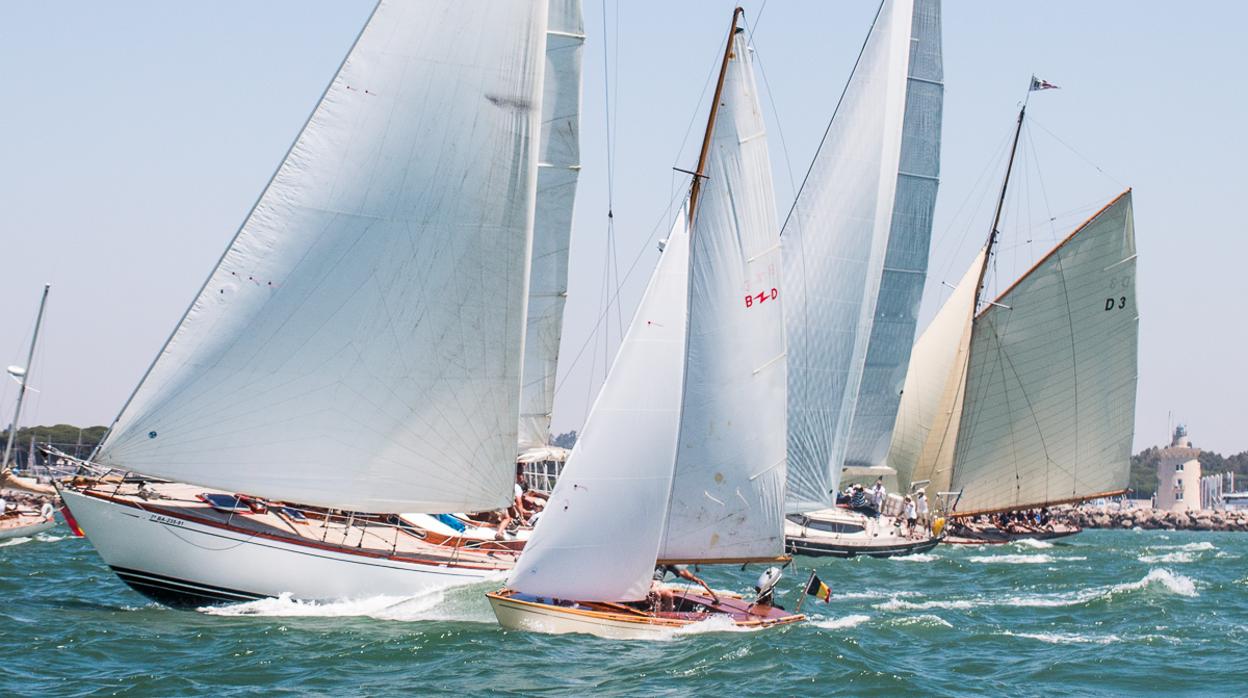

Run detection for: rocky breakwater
[[1060, 507, 1248, 532]]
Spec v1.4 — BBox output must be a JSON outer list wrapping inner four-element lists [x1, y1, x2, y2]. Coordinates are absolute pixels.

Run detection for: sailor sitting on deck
[[849, 484, 879, 519], [650, 564, 719, 612]]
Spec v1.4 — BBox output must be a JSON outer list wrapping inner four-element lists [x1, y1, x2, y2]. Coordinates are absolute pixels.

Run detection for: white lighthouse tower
[[1156, 424, 1201, 512]]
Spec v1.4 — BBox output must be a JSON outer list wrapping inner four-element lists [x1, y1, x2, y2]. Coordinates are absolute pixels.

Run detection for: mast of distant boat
[[2, 283, 50, 475]]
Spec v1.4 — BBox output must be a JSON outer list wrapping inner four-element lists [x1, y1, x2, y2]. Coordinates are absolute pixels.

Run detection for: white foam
[[0, 536, 33, 548], [811, 614, 870, 630], [967, 554, 1054, 564], [895, 553, 937, 562], [200, 583, 498, 623], [1138, 551, 1195, 564], [1011, 538, 1054, 549], [835, 589, 922, 601], [874, 568, 1198, 611], [889, 614, 952, 628], [1003, 630, 1121, 645], [1151, 541, 1215, 552], [667, 614, 767, 638]]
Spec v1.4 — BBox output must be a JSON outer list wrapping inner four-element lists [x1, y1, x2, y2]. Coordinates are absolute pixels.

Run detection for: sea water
[[2, 529, 1245, 695]]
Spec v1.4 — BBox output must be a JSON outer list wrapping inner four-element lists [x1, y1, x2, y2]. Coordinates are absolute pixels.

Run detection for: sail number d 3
[[745, 288, 779, 308], [1104, 296, 1127, 310]]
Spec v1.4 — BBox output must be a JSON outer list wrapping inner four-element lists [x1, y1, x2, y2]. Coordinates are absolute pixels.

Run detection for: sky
[[1, 1, 1245, 455]]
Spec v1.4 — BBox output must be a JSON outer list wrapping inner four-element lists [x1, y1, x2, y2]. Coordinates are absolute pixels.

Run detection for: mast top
[[687, 7, 745, 225]]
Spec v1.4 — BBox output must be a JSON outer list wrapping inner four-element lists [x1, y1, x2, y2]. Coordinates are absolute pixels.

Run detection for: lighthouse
[[1156, 425, 1202, 512]]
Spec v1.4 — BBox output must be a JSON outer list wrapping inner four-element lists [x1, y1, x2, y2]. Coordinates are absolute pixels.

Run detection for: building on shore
[[1156, 425, 1201, 512]]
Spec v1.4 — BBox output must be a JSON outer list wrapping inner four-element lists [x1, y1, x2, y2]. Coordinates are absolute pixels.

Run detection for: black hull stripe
[[110, 565, 269, 607], [785, 538, 941, 559]]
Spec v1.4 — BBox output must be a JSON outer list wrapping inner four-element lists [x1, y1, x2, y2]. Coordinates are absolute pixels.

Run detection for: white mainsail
[[659, 28, 786, 564], [510, 16, 785, 601], [949, 191, 1137, 512], [519, 0, 585, 452], [93, 0, 550, 513], [783, 0, 940, 511], [508, 211, 690, 602], [841, 0, 944, 470]]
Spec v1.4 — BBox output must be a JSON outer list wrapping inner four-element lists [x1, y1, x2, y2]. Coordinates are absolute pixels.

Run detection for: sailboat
[[487, 8, 803, 639], [782, 0, 945, 558], [0, 284, 60, 540], [58, 0, 585, 606], [887, 88, 1139, 545]]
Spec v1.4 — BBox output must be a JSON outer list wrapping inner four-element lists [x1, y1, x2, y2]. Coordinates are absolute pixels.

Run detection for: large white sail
[[659, 29, 787, 564], [887, 247, 984, 492], [508, 212, 690, 603], [841, 0, 944, 470], [518, 0, 585, 452], [94, 0, 550, 513], [950, 191, 1137, 512], [783, 0, 928, 511]]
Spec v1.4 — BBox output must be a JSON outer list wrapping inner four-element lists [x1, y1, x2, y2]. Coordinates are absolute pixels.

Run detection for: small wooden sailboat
[[60, 0, 585, 605], [887, 83, 1139, 545], [781, 0, 945, 558], [488, 9, 802, 639], [1, 284, 61, 540]]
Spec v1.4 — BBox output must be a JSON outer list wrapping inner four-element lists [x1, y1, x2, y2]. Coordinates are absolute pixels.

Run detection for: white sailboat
[[59, 0, 581, 606], [781, 0, 945, 557], [888, 93, 1139, 544], [0, 284, 60, 540], [488, 9, 802, 639]]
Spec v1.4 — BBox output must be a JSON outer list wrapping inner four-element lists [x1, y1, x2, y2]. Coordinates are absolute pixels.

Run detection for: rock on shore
[[1059, 507, 1248, 532]]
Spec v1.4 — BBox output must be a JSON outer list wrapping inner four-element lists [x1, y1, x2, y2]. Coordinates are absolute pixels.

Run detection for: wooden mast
[[687, 7, 744, 227]]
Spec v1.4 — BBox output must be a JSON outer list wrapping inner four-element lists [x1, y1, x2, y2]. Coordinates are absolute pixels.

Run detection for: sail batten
[[94, 0, 551, 513]]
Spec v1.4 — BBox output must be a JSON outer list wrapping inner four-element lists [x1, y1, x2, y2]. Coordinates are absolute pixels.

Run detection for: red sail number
[[744, 288, 779, 308]]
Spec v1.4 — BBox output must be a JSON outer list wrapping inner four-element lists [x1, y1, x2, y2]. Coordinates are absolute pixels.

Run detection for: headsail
[[659, 25, 787, 564], [887, 246, 984, 493], [93, 0, 550, 513], [784, 0, 940, 511], [519, 0, 585, 452], [949, 191, 1138, 512], [508, 211, 690, 602]]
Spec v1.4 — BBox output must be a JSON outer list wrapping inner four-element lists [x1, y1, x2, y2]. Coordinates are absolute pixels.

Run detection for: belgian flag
[[804, 573, 832, 603]]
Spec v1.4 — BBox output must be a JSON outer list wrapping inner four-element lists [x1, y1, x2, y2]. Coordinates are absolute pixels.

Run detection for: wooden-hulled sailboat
[[781, 0, 945, 558], [59, 0, 583, 606], [488, 9, 802, 639], [887, 87, 1139, 545], [0, 284, 60, 540]]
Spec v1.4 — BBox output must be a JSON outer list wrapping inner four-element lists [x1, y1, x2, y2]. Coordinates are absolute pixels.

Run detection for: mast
[[2, 283, 50, 474], [973, 102, 1026, 310], [687, 7, 743, 225]]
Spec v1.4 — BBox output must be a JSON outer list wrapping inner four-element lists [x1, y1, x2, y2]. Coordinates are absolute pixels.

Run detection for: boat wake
[[0, 536, 33, 548], [1151, 541, 1215, 552], [1010, 538, 1054, 549], [875, 568, 1198, 611], [1002, 630, 1122, 645], [811, 614, 870, 630], [664, 614, 768, 639], [199, 583, 498, 624], [895, 553, 937, 562], [0, 532, 67, 547], [1138, 551, 1196, 564], [887, 614, 952, 629]]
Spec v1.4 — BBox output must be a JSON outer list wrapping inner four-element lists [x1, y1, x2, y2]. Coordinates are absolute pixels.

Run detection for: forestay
[[887, 247, 984, 492], [783, 0, 925, 511], [508, 212, 690, 603], [659, 29, 787, 563], [519, 0, 585, 452], [841, 0, 944, 470], [94, 0, 549, 513], [950, 192, 1137, 512]]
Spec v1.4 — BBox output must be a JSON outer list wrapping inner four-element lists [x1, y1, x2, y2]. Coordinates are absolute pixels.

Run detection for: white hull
[[0, 517, 56, 540], [489, 594, 680, 640], [62, 489, 504, 606]]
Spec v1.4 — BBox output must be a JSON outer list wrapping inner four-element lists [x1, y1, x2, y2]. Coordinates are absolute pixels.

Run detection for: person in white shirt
[[40, 500, 55, 520], [916, 492, 930, 533], [870, 478, 886, 511], [903, 496, 918, 538]]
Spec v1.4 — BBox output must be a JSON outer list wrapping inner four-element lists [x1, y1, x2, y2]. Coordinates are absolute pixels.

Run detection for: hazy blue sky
[[1, 1, 1244, 454]]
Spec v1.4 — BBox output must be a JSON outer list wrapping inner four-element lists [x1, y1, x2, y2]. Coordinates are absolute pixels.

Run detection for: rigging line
[[933, 128, 1015, 285], [1027, 115, 1127, 188], [779, 0, 885, 234], [746, 0, 769, 44], [1024, 125, 1061, 244], [552, 187, 689, 399]]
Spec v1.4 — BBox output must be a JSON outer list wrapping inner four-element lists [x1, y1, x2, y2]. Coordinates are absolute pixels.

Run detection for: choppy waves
[[873, 568, 1198, 612]]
